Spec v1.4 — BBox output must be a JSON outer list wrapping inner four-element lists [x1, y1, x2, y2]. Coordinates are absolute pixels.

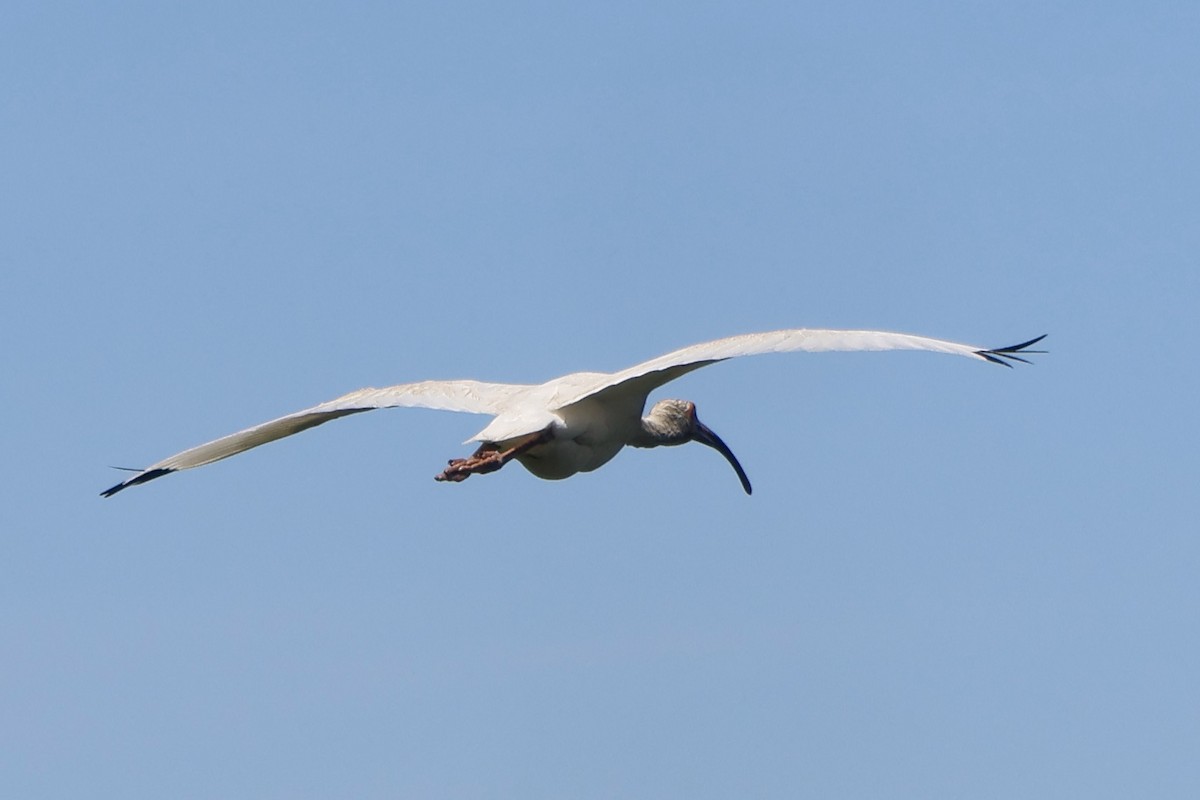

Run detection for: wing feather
[[551, 329, 1044, 409], [101, 379, 530, 496]]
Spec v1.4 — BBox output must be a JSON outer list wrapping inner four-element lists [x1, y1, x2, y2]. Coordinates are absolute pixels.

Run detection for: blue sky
[[3, 2, 1198, 797]]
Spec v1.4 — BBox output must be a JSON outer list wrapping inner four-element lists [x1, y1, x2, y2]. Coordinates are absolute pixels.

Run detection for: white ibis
[[102, 329, 1045, 497]]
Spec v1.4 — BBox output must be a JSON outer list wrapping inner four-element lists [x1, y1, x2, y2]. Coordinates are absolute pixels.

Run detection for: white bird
[[101, 329, 1045, 497]]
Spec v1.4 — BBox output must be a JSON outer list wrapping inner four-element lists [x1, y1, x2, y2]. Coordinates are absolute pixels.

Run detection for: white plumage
[[102, 328, 1045, 497]]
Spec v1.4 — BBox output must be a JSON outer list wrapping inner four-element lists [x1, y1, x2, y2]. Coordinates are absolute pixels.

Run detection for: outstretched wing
[[101, 379, 532, 496], [551, 329, 1046, 410]]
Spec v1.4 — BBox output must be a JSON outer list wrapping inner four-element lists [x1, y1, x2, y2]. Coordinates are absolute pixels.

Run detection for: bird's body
[[516, 392, 639, 479], [102, 328, 1045, 497]]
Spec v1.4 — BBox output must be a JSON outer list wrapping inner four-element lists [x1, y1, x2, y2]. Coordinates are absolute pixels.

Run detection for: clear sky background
[[3, 2, 1198, 797]]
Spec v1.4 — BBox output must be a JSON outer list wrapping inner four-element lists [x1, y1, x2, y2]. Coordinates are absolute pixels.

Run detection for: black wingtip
[[101, 467, 175, 498], [976, 334, 1047, 367]]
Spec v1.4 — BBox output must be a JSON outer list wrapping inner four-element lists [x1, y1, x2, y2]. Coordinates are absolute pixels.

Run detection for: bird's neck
[[630, 412, 688, 449]]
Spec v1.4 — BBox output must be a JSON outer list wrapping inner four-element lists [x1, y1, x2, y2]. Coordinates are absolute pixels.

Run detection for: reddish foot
[[434, 428, 552, 484], [435, 450, 506, 482]]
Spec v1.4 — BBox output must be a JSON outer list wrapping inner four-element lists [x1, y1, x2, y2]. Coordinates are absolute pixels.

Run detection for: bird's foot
[[434, 428, 553, 484], [435, 460, 472, 482], [435, 450, 506, 482]]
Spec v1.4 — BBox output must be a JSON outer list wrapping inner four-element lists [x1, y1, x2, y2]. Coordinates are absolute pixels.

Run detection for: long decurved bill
[[692, 420, 753, 495]]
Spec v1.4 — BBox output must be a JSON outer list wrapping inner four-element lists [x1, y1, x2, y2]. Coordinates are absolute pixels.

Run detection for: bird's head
[[643, 399, 753, 495]]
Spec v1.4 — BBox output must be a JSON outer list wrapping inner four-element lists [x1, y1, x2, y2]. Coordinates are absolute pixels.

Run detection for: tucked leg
[[435, 429, 551, 483]]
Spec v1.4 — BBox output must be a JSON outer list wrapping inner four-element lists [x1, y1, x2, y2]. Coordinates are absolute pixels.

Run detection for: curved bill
[[692, 420, 753, 495]]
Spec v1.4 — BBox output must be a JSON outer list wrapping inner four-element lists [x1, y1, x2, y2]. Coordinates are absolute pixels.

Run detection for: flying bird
[[101, 328, 1045, 497]]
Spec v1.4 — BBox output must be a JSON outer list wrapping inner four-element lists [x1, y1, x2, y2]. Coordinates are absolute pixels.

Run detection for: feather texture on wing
[[101, 380, 531, 495]]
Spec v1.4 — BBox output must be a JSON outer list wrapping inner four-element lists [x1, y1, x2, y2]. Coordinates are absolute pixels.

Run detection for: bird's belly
[[516, 438, 625, 481]]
